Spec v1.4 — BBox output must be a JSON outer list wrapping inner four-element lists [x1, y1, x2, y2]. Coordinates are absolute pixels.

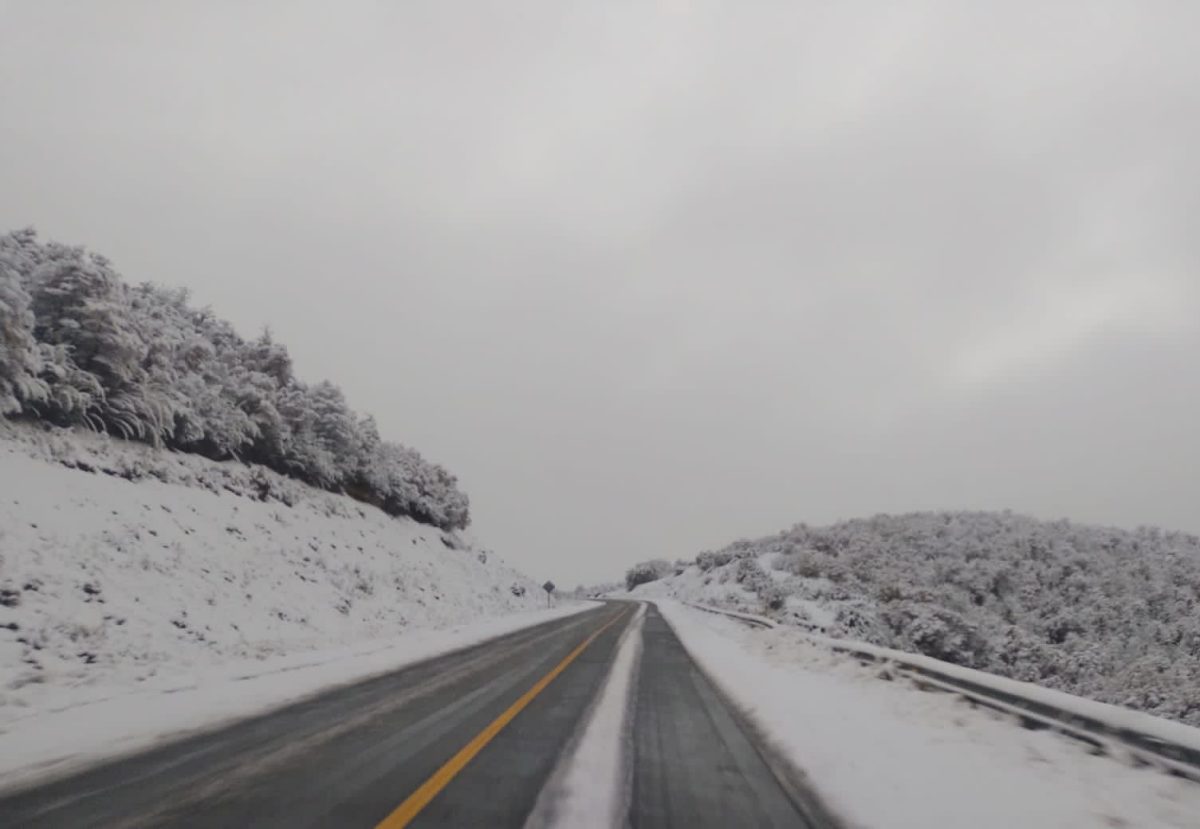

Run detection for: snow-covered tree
[[26, 248, 175, 439], [0, 257, 46, 413], [0, 227, 472, 532], [308, 381, 359, 474], [276, 382, 340, 488]]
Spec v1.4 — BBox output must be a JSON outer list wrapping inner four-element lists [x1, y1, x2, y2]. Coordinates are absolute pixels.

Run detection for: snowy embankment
[[656, 600, 1200, 829], [0, 423, 583, 789]]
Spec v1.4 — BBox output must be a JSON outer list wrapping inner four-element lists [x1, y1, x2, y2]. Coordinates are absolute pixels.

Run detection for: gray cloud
[[2, 1, 1198, 583]]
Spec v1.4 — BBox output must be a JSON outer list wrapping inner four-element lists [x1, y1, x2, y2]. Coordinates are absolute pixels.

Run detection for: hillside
[[0, 228, 467, 530], [0, 420, 545, 731], [626, 511, 1200, 726]]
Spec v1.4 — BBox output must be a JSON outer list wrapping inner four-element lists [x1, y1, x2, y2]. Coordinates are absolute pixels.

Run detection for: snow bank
[[656, 600, 1200, 829], [683, 600, 1200, 766], [796, 628, 1200, 762], [0, 424, 572, 786]]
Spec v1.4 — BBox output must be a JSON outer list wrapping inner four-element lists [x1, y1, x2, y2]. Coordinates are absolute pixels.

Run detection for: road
[[0, 602, 838, 828]]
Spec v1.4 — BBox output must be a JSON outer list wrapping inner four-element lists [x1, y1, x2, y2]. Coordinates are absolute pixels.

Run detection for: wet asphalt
[[0, 602, 838, 828]]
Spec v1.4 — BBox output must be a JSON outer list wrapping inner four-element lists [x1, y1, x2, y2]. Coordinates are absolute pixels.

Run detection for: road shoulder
[[655, 599, 1200, 829], [0, 602, 598, 794]]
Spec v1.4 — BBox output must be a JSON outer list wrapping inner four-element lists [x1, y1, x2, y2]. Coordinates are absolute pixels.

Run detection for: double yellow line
[[374, 607, 630, 828]]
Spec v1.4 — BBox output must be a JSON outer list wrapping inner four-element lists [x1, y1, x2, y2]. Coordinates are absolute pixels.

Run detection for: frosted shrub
[[696, 549, 734, 571], [625, 559, 672, 591], [883, 602, 991, 668], [734, 557, 773, 596], [781, 550, 824, 579], [760, 583, 788, 611], [0, 256, 46, 413]]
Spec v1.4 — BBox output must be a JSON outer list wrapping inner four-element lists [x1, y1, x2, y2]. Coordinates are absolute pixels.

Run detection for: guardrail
[[682, 601, 1200, 782]]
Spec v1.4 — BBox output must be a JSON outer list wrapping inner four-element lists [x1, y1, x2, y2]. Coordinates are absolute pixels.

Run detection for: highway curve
[[0, 602, 839, 828]]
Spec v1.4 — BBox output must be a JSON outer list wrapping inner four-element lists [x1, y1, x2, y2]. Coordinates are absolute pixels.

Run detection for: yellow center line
[[374, 607, 631, 829]]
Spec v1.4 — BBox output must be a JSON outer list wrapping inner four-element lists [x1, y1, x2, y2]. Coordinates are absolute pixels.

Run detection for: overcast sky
[[2, 1, 1198, 584]]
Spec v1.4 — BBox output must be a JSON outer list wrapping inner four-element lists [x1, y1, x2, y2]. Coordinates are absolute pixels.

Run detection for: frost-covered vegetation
[[570, 581, 622, 599], [635, 512, 1200, 726], [0, 229, 467, 530], [624, 558, 674, 591]]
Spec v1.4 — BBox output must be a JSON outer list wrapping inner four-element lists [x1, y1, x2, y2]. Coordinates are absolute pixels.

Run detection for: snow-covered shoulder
[[654, 600, 1200, 829], [0, 424, 580, 789], [0, 601, 592, 792]]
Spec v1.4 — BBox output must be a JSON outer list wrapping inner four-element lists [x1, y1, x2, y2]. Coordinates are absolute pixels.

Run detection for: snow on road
[[656, 600, 1200, 829], [526, 602, 645, 829]]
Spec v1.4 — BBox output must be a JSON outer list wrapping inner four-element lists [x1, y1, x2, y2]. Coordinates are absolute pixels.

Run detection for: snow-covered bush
[[696, 549, 734, 571], [0, 229, 469, 530], [570, 581, 621, 598], [625, 559, 672, 591], [735, 556, 770, 587], [0, 256, 45, 413]]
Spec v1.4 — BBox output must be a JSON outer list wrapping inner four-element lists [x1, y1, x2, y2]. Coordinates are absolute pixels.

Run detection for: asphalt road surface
[[0, 602, 838, 828]]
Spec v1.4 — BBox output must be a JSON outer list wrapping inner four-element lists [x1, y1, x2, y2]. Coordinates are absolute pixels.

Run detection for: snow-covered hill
[[0, 421, 546, 732], [625, 511, 1200, 726]]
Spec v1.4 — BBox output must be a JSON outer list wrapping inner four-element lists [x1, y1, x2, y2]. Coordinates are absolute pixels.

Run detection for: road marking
[[374, 608, 630, 829]]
